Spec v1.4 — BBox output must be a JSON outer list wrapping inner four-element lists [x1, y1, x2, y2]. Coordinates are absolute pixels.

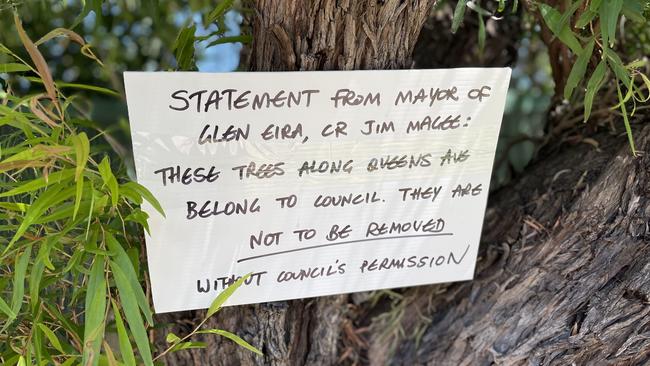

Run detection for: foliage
[[0, 5, 259, 366], [453, 0, 650, 155], [171, 0, 251, 71]]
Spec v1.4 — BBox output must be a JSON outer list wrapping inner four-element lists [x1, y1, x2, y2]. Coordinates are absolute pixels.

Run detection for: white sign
[[124, 69, 511, 313]]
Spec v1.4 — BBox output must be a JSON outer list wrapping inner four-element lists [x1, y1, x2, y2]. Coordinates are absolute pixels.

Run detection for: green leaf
[[71, 132, 90, 182], [451, 0, 468, 33], [622, 0, 646, 22], [98, 156, 119, 207], [105, 232, 153, 326], [0, 296, 16, 319], [110, 261, 153, 366], [82, 255, 107, 366], [206, 273, 251, 318], [6, 184, 76, 250], [497, 0, 506, 12], [25, 77, 121, 97], [0, 169, 75, 198], [71, 132, 89, 219], [169, 342, 207, 352], [166, 332, 181, 344], [61, 358, 78, 366], [576, 10, 597, 28], [205, 35, 252, 48], [29, 250, 45, 312], [36, 323, 65, 354], [599, 0, 624, 47], [197, 329, 262, 355], [584, 60, 608, 122], [616, 81, 638, 155], [34, 320, 45, 364], [206, 0, 235, 24], [10, 246, 31, 317], [121, 182, 165, 217], [0, 144, 72, 170], [564, 38, 595, 100], [172, 25, 197, 71], [605, 49, 632, 87], [111, 299, 136, 366], [74, 178, 84, 220], [477, 13, 486, 55], [0, 202, 28, 212], [0, 63, 32, 73], [124, 209, 150, 235], [590, 0, 603, 11], [538, 3, 583, 54]]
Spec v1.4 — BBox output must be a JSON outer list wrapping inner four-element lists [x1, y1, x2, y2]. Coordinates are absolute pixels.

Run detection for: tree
[[157, 0, 438, 364], [2, 0, 649, 365], [158, 1, 650, 365]]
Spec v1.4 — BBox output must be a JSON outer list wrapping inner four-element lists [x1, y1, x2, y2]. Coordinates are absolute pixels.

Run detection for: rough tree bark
[[367, 124, 650, 365], [157, 1, 650, 365]]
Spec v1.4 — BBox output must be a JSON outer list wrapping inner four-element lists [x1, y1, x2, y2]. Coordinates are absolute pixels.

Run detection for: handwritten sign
[[124, 69, 511, 313]]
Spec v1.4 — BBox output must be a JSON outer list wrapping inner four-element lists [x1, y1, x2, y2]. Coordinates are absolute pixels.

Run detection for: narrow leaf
[[0, 297, 16, 319], [197, 329, 262, 355], [121, 182, 165, 217], [0, 169, 75, 198], [600, 0, 624, 47], [206, 0, 235, 23], [584, 60, 608, 121], [451, 0, 468, 33], [538, 3, 583, 54], [205, 35, 253, 48], [82, 255, 107, 366], [617, 82, 638, 156], [110, 262, 153, 366], [105, 232, 153, 326], [111, 300, 136, 366], [71, 132, 90, 182], [169, 342, 207, 352], [207, 273, 251, 318], [11, 246, 31, 316], [7, 184, 75, 250], [37, 323, 65, 353], [0, 63, 32, 73], [98, 156, 119, 207], [166, 332, 181, 344], [564, 38, 595, 100], [172, 25, 197, 71], [71, 132, 89, 219]]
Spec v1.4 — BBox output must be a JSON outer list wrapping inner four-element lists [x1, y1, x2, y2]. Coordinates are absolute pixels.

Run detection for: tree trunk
[[156, 1, 650, 365], [156, 1, 437, 365], [368, 125, 650, 365]]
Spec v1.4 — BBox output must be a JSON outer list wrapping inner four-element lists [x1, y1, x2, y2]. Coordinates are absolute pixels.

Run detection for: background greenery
[[0, 0, 648, 365]]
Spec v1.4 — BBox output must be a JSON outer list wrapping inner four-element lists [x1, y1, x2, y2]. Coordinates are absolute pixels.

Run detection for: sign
[[124, 68, 511, 313]]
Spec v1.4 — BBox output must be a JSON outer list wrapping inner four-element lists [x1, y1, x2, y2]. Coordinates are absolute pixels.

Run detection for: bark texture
[[368, 125, 650, 365], [156, 1, 437, 365], [249, 0, 435, 71]]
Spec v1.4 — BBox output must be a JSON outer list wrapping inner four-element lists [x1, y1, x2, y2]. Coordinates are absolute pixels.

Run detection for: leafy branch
[[452, 0, 650, 155], [0, 5, 259, 365]]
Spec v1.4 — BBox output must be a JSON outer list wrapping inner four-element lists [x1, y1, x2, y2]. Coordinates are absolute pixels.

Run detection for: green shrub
[[0, 11, 258, 366]]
